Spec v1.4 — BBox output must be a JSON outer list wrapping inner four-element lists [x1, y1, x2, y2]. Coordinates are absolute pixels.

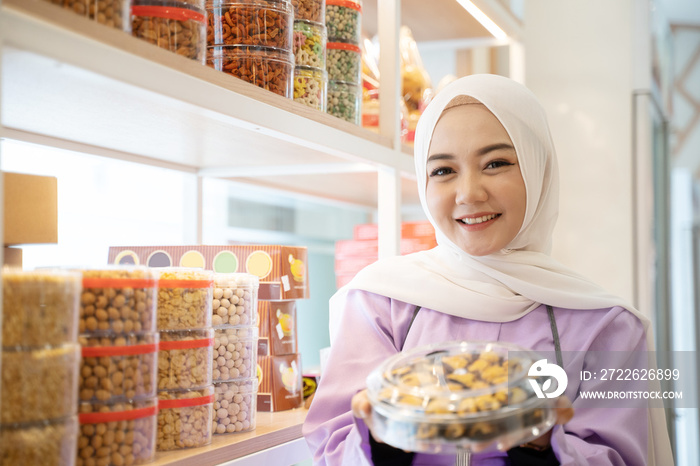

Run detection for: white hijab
[[330, 74, 673, 464]]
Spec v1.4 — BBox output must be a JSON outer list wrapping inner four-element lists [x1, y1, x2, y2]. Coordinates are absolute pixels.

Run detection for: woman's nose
[[455, 175, 487, 204]]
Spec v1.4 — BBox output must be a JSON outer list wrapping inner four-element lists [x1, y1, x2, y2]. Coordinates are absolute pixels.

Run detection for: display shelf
[[151, 408, 308, 466]]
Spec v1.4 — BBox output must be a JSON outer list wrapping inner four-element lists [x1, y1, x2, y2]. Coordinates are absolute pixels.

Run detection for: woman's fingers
[[351, 390, 374, 432], [554, 396, 574, 425]]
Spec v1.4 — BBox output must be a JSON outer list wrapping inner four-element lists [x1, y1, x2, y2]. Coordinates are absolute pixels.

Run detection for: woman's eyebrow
[[476, 143, 515, 156], [427, 153, 454, 162]]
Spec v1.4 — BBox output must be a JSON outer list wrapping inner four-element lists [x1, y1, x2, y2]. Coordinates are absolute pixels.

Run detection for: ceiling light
[[455, 0, 508, 40]]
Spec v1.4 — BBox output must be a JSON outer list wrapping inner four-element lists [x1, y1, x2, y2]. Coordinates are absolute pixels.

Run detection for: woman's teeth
[[459, 214, 498, 225]]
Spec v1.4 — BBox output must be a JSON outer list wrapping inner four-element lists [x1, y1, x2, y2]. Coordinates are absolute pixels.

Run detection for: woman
[[302, 74, 673, 465]]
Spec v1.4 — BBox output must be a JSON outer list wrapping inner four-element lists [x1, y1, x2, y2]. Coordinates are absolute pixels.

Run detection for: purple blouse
[[302, 289, 650, 466]]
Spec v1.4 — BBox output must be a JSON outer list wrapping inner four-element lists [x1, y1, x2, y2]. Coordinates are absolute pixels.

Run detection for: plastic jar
[[325, 0, 361, 45], [327, 80, 361, 124], [326, 42, 361, 84], [213, 326, 258, 381], [212, 273, 259, 327], [156, 385, 214, 450], [78, 333, 159, 403], [2, 268, 81, 348], [290, 0, 324, 23], [293, 20, 326, 68], [156, 268, 214, 330], [294, 66, 327, 111], [131, 1, 207, 63], [0, 416, 78, 466], [206, 0, 293, 50], [78, 266, 158, 335], [158, 328, 214, 390], [207, 45, 294, 97], [42, 0, 132, 31], [212, 377, 258, 434]]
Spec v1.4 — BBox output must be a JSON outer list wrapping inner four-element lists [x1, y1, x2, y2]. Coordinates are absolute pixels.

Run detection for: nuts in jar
[[0, 416, 79, 466], [43, 0, 131, 31], [326, 42, 361, 84], [290, 0, 323, 23], [2, 268, 81, 347], [294, 66, 327, 111], [212, 327, 258, 381], [77, 398, 157, 466], [79, 267, 158, 335], [1, 344, 80, 425], [325, 0, 362, 45], [206, 0, 293, 50], [157, 386, 214, 450], [207, 45, 294, 98], [327, 80, 361, 124], [212, 273, 259, 327], [158, 328, 214, 390], [78, 333, 159, 403], [132, 1, 207, 63], [293, 20, 326, 68], [212, 378, 258, 434], [156, 268, 213, 330]]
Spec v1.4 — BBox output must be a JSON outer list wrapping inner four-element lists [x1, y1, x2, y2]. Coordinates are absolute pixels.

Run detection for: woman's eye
[[429, 167, 454, 177], [485, 160, 514, 170]]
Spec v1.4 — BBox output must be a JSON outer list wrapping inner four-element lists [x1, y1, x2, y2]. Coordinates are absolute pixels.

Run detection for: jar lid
[[207, 45, 295, 64]]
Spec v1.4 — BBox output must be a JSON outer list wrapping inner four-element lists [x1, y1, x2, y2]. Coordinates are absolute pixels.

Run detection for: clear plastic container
[[327, 80, 361, 124], [213, 327, 258, 381], [156, 385, 214, 451], [366, 341, 557, 454], [42, 0, 132, 31], [156, 268, 214, 330], [206, 0, 293, 50], [78, 266, 158, 335], [325, 0, 361, 45], [293, 20, 326, 68], [294, 66, 327, 111], [212, 377, 258, 434], [207, 45, 294, 97], [326, 42, 361, 84], [212, 273, 259, 327], [132, 1, 207, 63], [0, 416, 79, 466], [2, 268, 81, 348], [158, 328, 214, 390], [78, 333, 159, 403], [1, 344, 80, 425], [290, 0, 324, 23], [77, 398, 157, 466]]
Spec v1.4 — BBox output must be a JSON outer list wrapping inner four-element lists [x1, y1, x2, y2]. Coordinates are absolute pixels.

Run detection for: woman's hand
[[351, 389, 376, 435], [497, 396, 574, 452]]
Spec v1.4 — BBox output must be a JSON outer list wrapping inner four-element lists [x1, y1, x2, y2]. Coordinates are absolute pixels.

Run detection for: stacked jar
[[325, 0, 362, 124], [206, 0, 295, 97], [131, 0, 208, 63], [76, 266, 160, 466], [41, 0, 132, 31], [211, 273, 260, 435], [1, 269, 82, 466], [155, 268, 215, 451], [292, 0, 327, 110]]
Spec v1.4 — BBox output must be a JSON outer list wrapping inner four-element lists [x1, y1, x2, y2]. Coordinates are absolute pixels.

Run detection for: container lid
[[132, 1, 207, 23], [156, 267, 214, 289], [158, 385, 215, 409], [295, 65, 328, 77], [293, 18, 327, 31], [207, 45, 295, 64], [78, 398, 158, 424], [328, 79, 361, 90], [326, 0, 361, 12], [327, 42, 362, 53], [205, 0, 292, 12], [213, 272, 259, 288], [159, 327, 215, 350]]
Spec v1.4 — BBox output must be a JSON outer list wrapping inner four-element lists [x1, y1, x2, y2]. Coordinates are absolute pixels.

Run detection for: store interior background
[[2, 0, 700, 463]]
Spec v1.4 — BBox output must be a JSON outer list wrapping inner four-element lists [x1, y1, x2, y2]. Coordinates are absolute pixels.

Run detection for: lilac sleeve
[[302, 290, 406, 466], [551, 309, 650, 465]]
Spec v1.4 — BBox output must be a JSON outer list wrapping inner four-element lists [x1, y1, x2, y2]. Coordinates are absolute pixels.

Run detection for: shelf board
[[0, 0, 417, 206]]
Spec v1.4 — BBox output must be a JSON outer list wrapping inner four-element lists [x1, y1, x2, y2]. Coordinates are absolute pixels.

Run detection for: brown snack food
[[1, 344, 80, 425], [212, 378, 258, 434], [211, 273, 259, 327], [212, 327, 258, 381], [78, 333, 159, 403], [157, 386, 214, 450], [132, 3, 206, 63], [206, 0, 293, 50], [76, 398, 157, 466], [158, 328, 214, 390], [207, 46, 294, 97], [2, 268, 81, 347], [0, 416, 79, 466], [290, 0, 323, 23], [156, 268, 213, 330], [44, 0, 131, 31]]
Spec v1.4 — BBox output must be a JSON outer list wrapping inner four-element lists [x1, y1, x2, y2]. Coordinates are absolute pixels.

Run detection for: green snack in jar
[[327, 80, 361, 124], [325, 0, 362, 45], [326, 42, 362, 84]]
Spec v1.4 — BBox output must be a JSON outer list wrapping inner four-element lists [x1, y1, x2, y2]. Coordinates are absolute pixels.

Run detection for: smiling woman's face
[[426, 103, 527, 256]]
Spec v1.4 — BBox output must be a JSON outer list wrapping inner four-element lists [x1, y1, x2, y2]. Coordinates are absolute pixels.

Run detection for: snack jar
[[212, 377, 258, 434], [212, 272, 260, 327], [156, 267, 214, 330], [325, 0, 361, 45], [294, 66, 327, 111], [42, 0, 132, 31], [78, 333, 159, 403], [0, 416, 79, 466], [1, 343, 81, 425], [326, 41, 361, 84], [2, 268, 81, 348], [206, 0, 294, 51], [77, 397, 158, 466], [290, 0, 324, 23], [207, 45, 295, 98], [132, 0, 208, 63], [158, 328, 215, 390], [213, 326, 258, 381], [157, 385, 215, 450], [327, 79, 361, 124], [293, 20, 326, 68], [78, 266, 159, 335]]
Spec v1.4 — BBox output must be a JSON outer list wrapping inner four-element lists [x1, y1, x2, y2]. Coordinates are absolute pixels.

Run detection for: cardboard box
[[3, 247, 22, 267], [257, 353, 303, 412], [3, 172, 58, 245], [353, 220, 435, 241], [258, 300, 298, 356], [108, 245, 309, 300]]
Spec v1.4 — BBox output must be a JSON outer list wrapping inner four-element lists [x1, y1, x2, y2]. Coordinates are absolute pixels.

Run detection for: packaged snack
[[212, 378, 258, 434], [0, 416, 78, 466], [156, 268, 213, 330], [158, 328, 214, 390], [157, 385, 214, 450], [212, 273, 259, 327], [206, 0, 293, 50], [293, 20, 326, 68], [294, 66, 327, 111]]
